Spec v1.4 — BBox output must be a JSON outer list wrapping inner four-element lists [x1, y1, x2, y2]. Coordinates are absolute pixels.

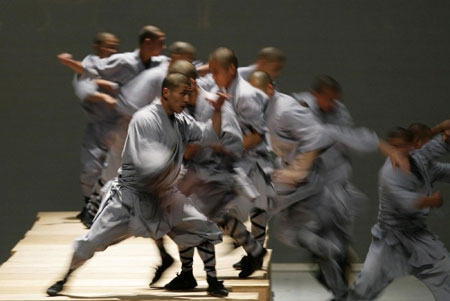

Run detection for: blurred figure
[[408, 119, 450, 148], [239, 46, 286, 82], [253, 71, 408, 300], [116, 41, 197, 116], [76, 43, 198, 285], [208, 47, 272, 270], [58, 26, 168, 228], [348, 127, 450, 301], [46, 73, 228, 297], [240, 49, 285, 252], [197, 46, 285, 92], [292, 75, 367, 285], [67, 32, 120, 225], [174, 60, 265, 279], [58, 25, 167, 79]]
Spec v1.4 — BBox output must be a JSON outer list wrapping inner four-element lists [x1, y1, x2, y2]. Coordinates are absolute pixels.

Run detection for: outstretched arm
[[57, 53, 85, 74], [431, 119, 450, 136], [273, 150, 319, 186], [324, 124, 410, 172], [86, 92, 117, 108], [94, 78, 119, 96]]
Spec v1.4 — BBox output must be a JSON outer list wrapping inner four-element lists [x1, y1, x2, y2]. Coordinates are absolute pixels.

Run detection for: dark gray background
[[1, 0, 449, 264]]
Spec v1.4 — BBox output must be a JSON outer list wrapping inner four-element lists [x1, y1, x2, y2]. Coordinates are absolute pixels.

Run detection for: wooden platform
[[0, 212, 272, 301]]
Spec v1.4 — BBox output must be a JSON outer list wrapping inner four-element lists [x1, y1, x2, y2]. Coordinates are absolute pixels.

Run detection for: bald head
[[255, 47, 285, 80], [162, 73, 191, 92], [257, 47, 286, 62], [168, 41, 196, 61], [249, 71, 274, 97], [209, 47, 238, 69], [139, 25, 164, 44], [249, 70, 273, 87], [93, 32, 119, 58], [208, 47, 238, 88], [93, 32, 117, 45], [168, 60, 198, 80]]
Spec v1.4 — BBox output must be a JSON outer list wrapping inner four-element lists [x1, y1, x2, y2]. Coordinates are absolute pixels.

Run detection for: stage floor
[[271, 270, 434, 301], [0, 212, 271, 301]]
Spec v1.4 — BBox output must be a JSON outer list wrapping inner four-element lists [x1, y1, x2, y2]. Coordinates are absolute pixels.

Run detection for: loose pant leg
[[250, 208, 268, 247], [165, 190, 223, 248], [71, 195, 131, 270], [349, 238, 407, 301], [80, 123, 108, 198], [217, 214, 263, 257], [177, 242, 217, 278], [101, 117, 129, 183], [316, 227, 350, 300], [197, 241, 217, 278], [178, 246, 195, 273], [414, 254, 450, 301], [275, 201, 340, 260]]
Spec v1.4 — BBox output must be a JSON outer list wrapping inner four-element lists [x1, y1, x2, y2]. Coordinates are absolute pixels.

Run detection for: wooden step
[[0, 212, 272, 301]]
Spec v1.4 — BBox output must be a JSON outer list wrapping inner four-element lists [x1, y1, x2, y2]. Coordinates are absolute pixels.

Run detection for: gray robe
[[237, 64, 257, 81], [74, 55, 122, 193], [74, 99, 222, 261], [350, 136, 450, 301], [215, 75, 274, 210], [266, 92, 334, 213], [180, 88, 251, 220], [269, 92, 379, 300], [83, 49, 168, 86], [115, 61, 169, 116], [81, 51, 169, 184], [196, 65, 256, 93]]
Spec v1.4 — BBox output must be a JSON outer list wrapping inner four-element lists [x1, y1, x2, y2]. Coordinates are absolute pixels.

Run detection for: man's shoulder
[[237, 77, 268, 102], [132, 101, 160, 123], [237, 64, 256, 80]]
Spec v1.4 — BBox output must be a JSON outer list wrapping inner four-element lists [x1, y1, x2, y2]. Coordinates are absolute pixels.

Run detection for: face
[[209, 59, 236, 88], [162, 84, 192, 114], [96, 37, 119, 58], [141, 34, 166, 57], [389, 137, 413, 156], [258, 60, 284, 80], [149, 34, 166, 56], [313, 87, 339, 112]]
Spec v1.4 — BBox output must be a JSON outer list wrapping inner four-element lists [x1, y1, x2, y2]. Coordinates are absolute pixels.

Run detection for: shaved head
[[249, 71, 272, 90], [209, 47, 238, 69], [139, 25, 164, 44], [92, 32, 119, 58], [93, 32, 118, 45], [168, 60, 198, 79], [162, 73, 191, 92], [168, 41, 196, 59], [249, 71, 274, 97], [257, 47, 286, 62]]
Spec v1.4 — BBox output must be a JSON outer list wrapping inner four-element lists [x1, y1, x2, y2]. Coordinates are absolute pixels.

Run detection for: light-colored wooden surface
[[0, 212, 271, 301]]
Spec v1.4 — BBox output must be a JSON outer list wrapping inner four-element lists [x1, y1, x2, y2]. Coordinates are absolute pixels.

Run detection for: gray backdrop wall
[[1, 0, 449, 264]]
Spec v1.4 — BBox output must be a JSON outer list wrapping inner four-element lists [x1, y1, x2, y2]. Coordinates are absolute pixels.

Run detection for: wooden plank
[[0, 212, 271, 301], [0, 292, 259, 301]]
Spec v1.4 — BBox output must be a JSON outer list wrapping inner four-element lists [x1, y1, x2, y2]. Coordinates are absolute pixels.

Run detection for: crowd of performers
[[47, 25, 450, 300]]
